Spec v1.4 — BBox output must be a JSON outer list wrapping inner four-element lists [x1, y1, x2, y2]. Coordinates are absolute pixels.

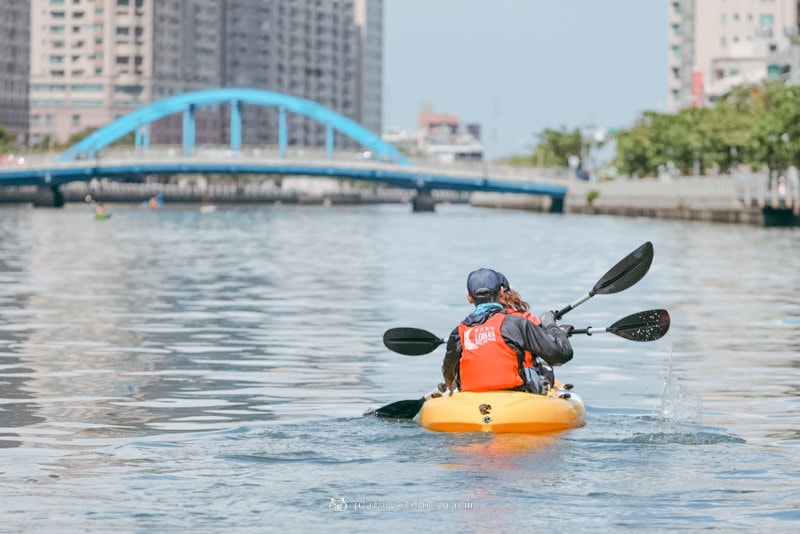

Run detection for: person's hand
[[539, 311, 556, 328], [560, 324, 574, 336]]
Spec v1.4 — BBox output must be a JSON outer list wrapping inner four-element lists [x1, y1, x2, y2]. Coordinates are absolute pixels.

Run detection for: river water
[[0, 202, 797, 532]]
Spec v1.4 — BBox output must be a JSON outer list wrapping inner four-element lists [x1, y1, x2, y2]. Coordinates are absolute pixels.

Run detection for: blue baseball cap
[[467, 268, 504, 298]]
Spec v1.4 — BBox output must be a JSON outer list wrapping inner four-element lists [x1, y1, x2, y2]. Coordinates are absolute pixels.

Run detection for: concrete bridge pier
[[32, 185, 65, 208], [412, 188, 436, 212]]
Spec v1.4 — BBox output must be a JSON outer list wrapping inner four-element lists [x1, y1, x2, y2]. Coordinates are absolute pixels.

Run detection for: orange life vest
[[458, 312, 523, 392], [506, 309, 540, 367]]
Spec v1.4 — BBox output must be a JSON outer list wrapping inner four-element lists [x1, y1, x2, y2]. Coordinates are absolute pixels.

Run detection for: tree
[[0, 124, 16, 152]]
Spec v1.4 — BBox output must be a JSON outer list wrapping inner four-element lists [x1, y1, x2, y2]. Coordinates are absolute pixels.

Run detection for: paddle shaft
[[571, 326, 610, 336], [554, 293, 592, 320]]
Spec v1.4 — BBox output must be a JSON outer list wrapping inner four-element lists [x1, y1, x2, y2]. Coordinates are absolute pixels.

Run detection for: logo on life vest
[[463, 326, 497, 350]]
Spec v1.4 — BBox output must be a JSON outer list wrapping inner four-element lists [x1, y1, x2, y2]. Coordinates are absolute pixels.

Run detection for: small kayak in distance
[[94, 213, 111, 220], [419, 381, 585, 433]]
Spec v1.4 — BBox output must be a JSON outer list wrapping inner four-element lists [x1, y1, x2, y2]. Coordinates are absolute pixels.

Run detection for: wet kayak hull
[[419, 382, 585, 433]]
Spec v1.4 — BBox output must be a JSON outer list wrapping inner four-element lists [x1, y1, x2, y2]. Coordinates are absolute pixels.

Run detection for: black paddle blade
[[383, 327, 445, 356], [592, 241, 654, 296], [369, 398, 425, 419], [608, 308, 670, 341]]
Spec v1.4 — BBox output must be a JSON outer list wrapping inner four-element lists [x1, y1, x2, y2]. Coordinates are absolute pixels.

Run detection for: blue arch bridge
[[0, 87, 567, 212]]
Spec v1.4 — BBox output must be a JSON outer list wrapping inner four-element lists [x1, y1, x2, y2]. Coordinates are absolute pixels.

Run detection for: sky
[[383, 0, 667, 160]]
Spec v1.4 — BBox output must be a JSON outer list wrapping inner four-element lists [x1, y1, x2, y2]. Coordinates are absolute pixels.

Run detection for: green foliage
[[65, 127, 100, 147], [613, 80, 800, 176], [533, 127, 583, 167], [586, 190, 600, 205], [507, 79, 800, 177], [65, 126, 134, 148], [502, 127, 583, 167], [0, 124, 16, 152]]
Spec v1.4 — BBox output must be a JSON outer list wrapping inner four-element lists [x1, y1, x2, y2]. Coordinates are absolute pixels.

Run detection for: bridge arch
[[59, 87, 410, 165]]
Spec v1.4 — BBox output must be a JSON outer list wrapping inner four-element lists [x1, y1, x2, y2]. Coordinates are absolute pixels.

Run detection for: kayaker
[[441, 268, 574, 394]]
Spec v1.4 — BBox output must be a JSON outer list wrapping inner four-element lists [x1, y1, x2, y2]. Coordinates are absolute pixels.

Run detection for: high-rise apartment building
[[220, 0, 362, 148], [667, 0, 800, 113], [0, 0, 30, 143], [354, 0, 383, 135], [29, 0, 382, 150], [29, 0, 222, 146]]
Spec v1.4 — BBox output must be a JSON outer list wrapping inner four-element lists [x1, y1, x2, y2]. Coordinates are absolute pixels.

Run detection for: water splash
[[658, 343, 703, 425]]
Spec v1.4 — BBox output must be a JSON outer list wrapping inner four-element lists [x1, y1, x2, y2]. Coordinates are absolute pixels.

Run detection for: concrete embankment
[[472, 173, 800, 227], [0, 179, 470, 207]]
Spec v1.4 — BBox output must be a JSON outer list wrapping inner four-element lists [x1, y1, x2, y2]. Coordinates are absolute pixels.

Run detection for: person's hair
[[499, 288, 529, 312]]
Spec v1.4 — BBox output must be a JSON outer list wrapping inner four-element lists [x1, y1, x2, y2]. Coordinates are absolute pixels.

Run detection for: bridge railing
[[2, 145, 572, 186]]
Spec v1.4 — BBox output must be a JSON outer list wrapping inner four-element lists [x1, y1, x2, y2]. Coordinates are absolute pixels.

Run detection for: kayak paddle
[[554, 241, 654, 319], [382, 308, 670, 357], [383, 327, 445, 356], [570, 308, 670, 342], [382, 241, 654, 356], [367, 388, 443, 419], [367, 397, 426, 419]]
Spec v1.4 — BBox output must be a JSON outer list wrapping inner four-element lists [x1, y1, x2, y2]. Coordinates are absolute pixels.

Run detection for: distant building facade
[[668, 0, 800, 112], [29, 0, 382, 150], [354, 0, 383, 136], [0, 0, 30, 143], [383, 105, 483, 163]]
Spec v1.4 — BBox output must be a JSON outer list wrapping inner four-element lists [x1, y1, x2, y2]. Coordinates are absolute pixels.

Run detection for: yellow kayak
[[419, 381, 585, 434]]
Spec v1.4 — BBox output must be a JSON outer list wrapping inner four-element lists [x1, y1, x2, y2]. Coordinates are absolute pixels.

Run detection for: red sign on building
[[692, 71, 704, 107]]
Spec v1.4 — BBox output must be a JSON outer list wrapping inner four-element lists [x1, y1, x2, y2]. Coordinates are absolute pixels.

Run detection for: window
[[760, 14, 775, 25], [672, 23, 681, 36], [72, 114, 81, 126], [671, 45, 681, 59]]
